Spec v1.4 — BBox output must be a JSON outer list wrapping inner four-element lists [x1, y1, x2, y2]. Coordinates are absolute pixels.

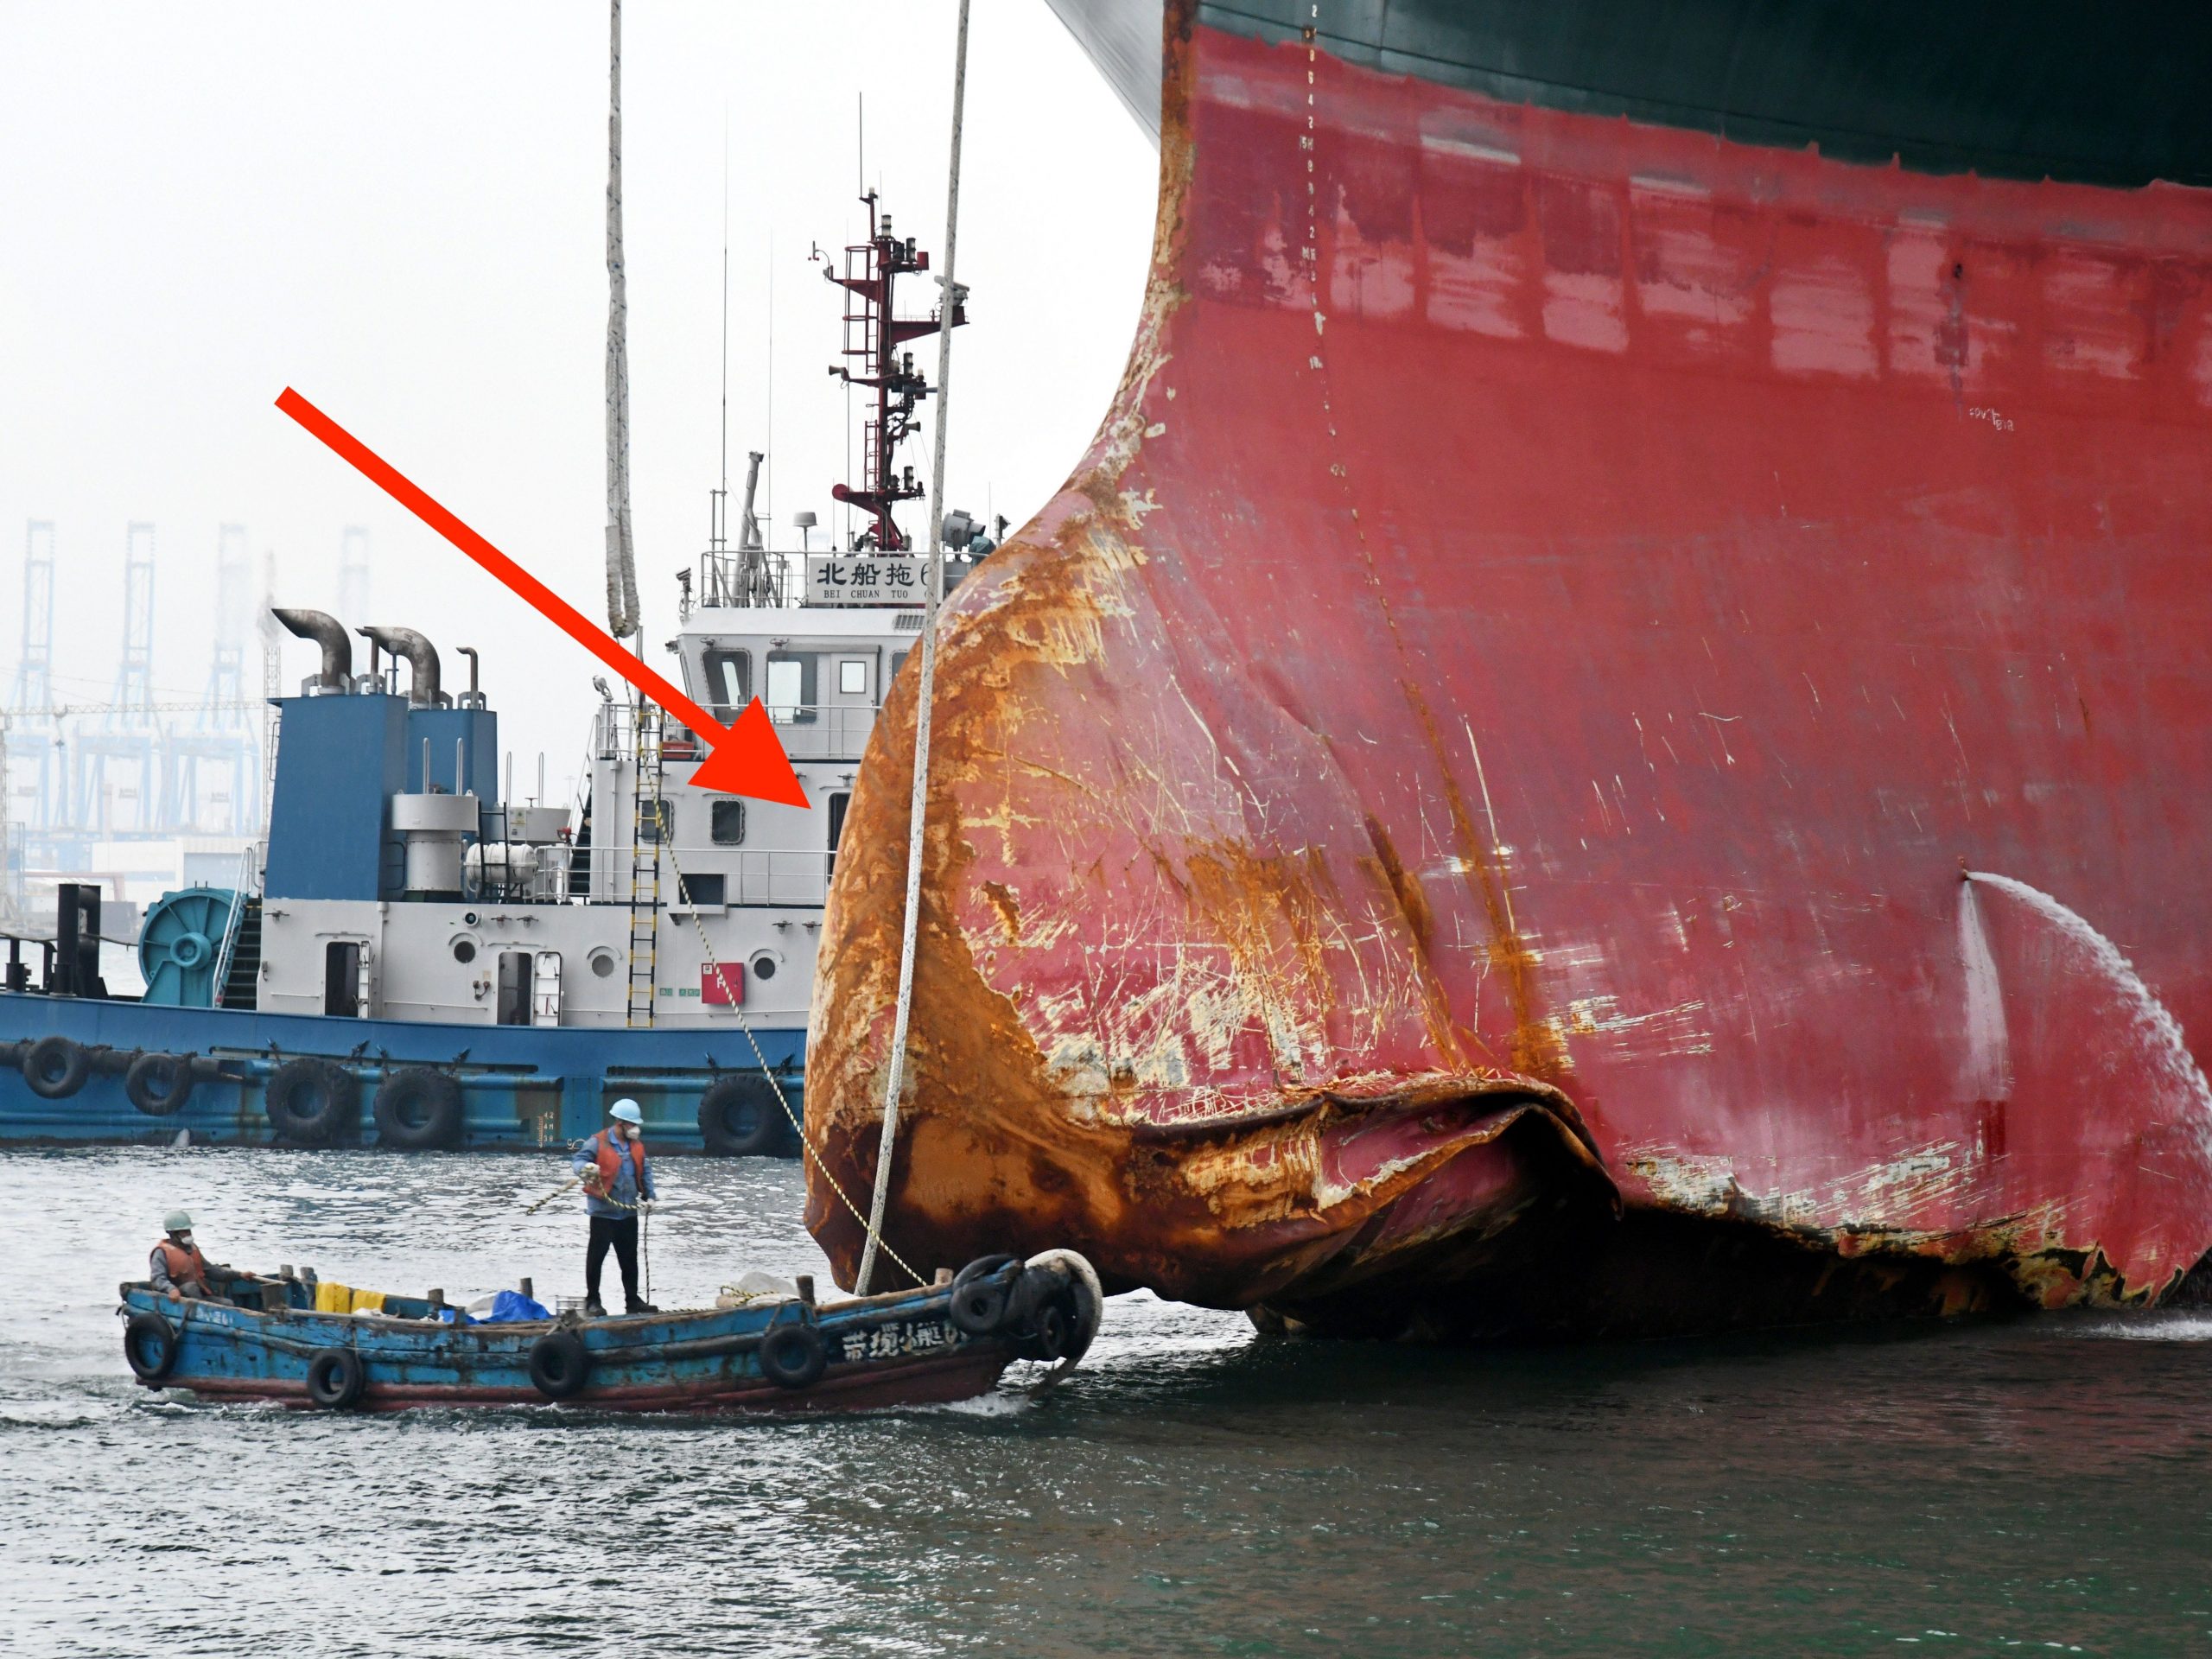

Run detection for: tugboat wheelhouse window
[[838, 658, 869, 696], [702, 648, 750, 723], [766, 652, 819, 723], [711, 800, 746, 845]]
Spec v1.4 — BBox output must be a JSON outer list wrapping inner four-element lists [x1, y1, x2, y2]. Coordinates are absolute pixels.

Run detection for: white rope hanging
[[856, 0, 971, 1295], [603, 0, 640, 641]]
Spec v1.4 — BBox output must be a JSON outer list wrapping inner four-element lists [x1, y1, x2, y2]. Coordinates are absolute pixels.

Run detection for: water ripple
[[3, 1148, 2209, 1656]]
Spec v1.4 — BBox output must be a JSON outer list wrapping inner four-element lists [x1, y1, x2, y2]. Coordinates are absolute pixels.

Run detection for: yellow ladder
[[624, 704, 664, 1027]]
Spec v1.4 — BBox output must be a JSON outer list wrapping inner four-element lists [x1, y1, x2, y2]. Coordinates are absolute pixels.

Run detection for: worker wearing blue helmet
[[573, 1099, 658, 1317]]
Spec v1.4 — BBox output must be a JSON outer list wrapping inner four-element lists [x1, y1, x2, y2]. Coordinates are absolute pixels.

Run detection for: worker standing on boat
[[149, 1211, 228, 1302], [574, 1101, 658, 1317]]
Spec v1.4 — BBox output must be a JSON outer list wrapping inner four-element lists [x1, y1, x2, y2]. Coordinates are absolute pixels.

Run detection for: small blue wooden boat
[[118, 1251, 1101, 1412]]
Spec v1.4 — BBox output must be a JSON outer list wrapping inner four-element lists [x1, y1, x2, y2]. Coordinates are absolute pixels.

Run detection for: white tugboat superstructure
[[0, 185, 988, 1156]]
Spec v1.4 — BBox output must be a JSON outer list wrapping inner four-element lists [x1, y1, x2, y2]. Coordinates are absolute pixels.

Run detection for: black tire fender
[[527, 1330, 590, 1400], [22, 1034, 89, 1101], [697, 1075, 782, 1157], [1018, 1299, 1073, 1363], [305, 1346, 365, 1409], [948, 1254, 1020, 1338], [123, 1309, 180, 1382], [372, 1066, 465, 1152], [124, 1051, 196, 1116], [758, 1319, 828, 1390], [264, 1058, 358, 1147]]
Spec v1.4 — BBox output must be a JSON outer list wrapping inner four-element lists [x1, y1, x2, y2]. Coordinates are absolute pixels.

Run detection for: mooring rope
[[859, 0, 971, 1297], [524, 1163, 651, 1304], [523, 842, 925, 1291], [602, 0, 640, 641], [660, 839, 925, 1287], [523, 1174, 640, 1216]]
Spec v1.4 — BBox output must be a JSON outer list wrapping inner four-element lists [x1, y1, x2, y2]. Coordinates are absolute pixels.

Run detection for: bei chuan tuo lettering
[[806, 554, 927, 605]]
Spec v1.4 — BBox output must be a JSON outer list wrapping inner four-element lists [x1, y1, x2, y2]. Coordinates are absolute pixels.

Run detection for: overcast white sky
[[0, 1, 1155, 808]]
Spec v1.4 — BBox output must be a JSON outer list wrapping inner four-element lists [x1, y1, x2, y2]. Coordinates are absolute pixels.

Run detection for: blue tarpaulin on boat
[[481, 1291, 550, 1323]]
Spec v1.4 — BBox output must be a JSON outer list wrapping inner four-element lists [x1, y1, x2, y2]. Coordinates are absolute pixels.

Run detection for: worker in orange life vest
[[572, 1100, 658, 1318], [149, 1210, 230, 1302]]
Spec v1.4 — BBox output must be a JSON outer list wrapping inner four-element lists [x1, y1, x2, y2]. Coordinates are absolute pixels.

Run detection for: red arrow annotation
[[275, 386, 809, 809]]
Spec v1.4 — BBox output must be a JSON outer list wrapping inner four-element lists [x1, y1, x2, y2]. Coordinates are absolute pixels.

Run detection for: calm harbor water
[[3, 1145, 2207, 1657]]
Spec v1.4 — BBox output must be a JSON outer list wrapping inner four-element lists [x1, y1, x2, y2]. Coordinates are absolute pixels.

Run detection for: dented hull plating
[[808, 3, 2212, 1332]]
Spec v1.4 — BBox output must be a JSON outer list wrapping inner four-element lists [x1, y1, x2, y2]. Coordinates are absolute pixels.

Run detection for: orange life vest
[[157, 1237, 209, 1286], [587, 1130, 646, 1201]]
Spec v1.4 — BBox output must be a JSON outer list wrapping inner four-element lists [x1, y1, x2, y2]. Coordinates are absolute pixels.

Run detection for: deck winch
[[137, 887, 240, 1008]]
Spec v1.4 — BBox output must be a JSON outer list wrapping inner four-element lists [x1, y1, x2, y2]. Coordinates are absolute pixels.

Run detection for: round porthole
[[450, 937, 478, 964], [588, 947, 618, 979], [749, 952, 779, 983], [463, 911, 480, 927]]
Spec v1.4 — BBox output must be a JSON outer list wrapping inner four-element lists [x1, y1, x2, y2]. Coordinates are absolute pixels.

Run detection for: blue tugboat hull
[[1, 990, 804, 1152]]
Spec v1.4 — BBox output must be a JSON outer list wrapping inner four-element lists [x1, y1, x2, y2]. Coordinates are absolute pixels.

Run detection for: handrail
[[207, 842, 260, 1007]]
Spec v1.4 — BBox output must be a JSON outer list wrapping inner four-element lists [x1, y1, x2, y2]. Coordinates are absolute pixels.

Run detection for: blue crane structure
[[164, 524, 259, 836], [72, 523, 163, 836]]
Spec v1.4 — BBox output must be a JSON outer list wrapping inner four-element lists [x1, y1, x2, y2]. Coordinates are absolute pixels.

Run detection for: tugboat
[[0, 190, 990, 1157]]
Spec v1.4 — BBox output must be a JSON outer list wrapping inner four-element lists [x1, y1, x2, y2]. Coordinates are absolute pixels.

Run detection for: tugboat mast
[[825, 192, 966, 551]]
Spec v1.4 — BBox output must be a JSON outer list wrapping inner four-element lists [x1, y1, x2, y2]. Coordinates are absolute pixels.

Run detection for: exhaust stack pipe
[[271, 608, 353, 693], [363, 626, 445, 709], [454, 645, 483, 709]]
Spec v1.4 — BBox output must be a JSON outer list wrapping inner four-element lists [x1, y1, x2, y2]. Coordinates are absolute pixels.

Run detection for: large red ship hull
[[807, 5, 2212, 1332]]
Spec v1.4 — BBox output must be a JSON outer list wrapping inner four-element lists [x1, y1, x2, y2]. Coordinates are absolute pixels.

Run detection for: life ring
[[527, 1330, 590, 1400], [123, 1309, 180, 1382], [758, 1319, 827, 1389], [372, 1067, 465, 1152], [696, 1075, 783, 1158], [264, 1058, 358, 1147], [22, 1035, 89, 1100], [947, 1254, 1020, 1337], [305, 1346, 365, 1409], [124, 1051, 196, 1116]]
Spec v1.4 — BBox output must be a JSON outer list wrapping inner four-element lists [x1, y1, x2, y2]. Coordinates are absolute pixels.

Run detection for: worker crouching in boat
[[575, 1101, 658, 1318], [149, 1210, 230, 1303]]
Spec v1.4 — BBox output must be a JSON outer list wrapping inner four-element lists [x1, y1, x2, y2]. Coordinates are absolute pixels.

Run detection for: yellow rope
[[661, 837, 925, 1287]]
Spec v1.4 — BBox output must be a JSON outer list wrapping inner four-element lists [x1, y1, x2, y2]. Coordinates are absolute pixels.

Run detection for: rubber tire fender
[[758, 1319, 828, 1390], [305, 1346, 365, 1409], [123, 1309, 180, 1382], [947, 1254, 1020, 1338], [124, 1051, 196, 1116], [527, 1330, 590, 1400], [696, 1075, 782, 1158], [1018, 1299, 1073, 1363], [22, 1034, 89, 1101], [372, 1066, 465, 1152], [1007, 1265, 1084, 1361], [264, 1058, 358, 1147]]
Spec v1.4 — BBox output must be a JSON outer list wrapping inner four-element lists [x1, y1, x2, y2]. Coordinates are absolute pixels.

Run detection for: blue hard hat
[[608, 1100, 644, 1126]]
